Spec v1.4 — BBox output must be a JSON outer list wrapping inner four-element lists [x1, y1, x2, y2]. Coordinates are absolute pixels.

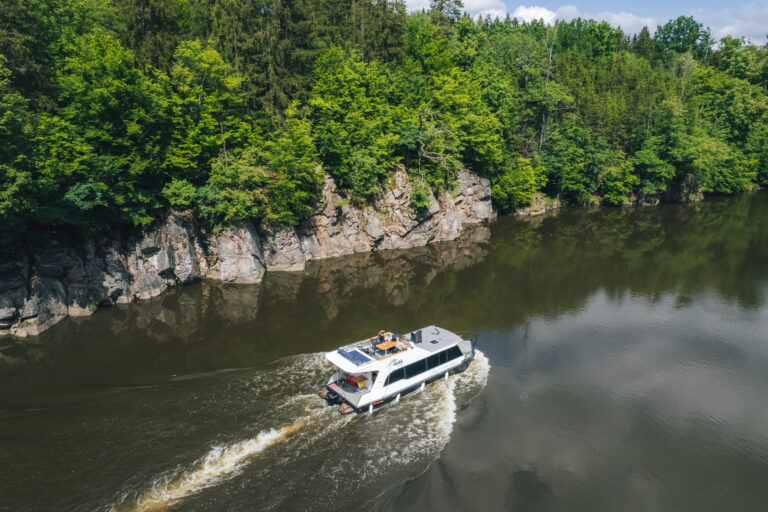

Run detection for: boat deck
[[324, 326, 471, 412], [337, 326, 462, 363], [340, 339, 408, 361], [328, 381, 370, 407]]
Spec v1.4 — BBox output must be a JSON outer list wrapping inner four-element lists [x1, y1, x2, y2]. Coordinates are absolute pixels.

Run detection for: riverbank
[[2, 190, 767, 511], [0, 164, 737, 339], [0, 167, 496, 338]]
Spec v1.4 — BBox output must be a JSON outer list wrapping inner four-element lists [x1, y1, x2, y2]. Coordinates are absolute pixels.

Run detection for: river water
[[2, 192, 768, 511]]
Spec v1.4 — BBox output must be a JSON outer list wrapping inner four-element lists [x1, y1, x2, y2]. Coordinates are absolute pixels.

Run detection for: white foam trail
[[117, 350, 491, 512], [360, 350, 491, 472], [123, 418, 306, 512], [455, 349, 491, 400]]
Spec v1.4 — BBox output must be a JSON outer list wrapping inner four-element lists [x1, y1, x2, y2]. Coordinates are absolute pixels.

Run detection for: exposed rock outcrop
[[0, 167, 493, 337], [515, 194, 561, 217], [261, 167, 493, 268], [0, 225, 491, 399]]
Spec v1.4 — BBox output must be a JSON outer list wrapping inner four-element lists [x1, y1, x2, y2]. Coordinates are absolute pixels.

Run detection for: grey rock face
[[0, 168, 493, 337], [212, 221, 265, 284], [455, 170, 495, 223], [261, 228, 305, 272]]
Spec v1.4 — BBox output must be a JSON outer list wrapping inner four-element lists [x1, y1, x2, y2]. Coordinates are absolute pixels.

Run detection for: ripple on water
[[110, 350, 490, 512]]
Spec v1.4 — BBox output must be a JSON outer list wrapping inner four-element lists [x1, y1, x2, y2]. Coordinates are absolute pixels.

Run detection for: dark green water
[[2, 192, 768, 511]]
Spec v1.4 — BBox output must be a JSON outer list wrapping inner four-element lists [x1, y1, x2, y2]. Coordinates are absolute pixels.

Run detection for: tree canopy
[[1, 1, 767, 233]]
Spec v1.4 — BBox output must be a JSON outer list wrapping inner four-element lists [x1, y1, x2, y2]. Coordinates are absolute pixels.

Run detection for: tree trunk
[[539, 22, 559, 152]]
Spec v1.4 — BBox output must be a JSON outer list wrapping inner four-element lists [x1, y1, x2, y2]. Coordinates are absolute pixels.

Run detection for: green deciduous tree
[[19, 31, 169, 229], [310, 47, 400, 201], [654, 16, 712, 62], [632, 139, 675, 197], [260, 102, 323, 226], [599, 155, 638, 206], [492, 156, 546, 211], [166, 40, 252, 182]]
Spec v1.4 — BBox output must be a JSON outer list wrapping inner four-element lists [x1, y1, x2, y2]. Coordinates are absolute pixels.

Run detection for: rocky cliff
[[0, 167, 493, 337]]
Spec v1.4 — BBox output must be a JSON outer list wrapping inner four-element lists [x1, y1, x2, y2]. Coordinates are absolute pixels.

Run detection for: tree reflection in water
[[2, 191, 767, 406]]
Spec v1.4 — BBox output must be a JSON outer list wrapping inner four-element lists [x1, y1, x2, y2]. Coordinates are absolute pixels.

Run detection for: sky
[[405, 0, 768, 44]]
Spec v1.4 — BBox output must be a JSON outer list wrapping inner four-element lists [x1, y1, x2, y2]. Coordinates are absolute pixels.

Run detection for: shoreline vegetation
[[1, 1, 767, 238]]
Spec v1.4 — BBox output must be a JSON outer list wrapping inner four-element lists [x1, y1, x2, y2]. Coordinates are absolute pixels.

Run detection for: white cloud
[[692, 5, 768, 44], [553, 5, 579, 20], [510, 4, 655, 34], [585, 10, 656, 34], [405, 0, 430, 12], [465, 0, 508, 18], [404, 2, 768, 43], [406, 0, 509, 19], [512, 5, 556, 24]]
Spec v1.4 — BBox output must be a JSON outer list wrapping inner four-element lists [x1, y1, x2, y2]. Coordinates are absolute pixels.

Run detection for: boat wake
[[121, 418, 307, 512], [112, 350, 490, 511]]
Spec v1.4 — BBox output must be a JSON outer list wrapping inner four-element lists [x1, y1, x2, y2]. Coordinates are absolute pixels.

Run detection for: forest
[[1, 0, 767, 233]]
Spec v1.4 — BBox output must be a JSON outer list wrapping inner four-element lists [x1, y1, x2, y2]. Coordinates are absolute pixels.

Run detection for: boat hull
[[323, 351, 474, 414]]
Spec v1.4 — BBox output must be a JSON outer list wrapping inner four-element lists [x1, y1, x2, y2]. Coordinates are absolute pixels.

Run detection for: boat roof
[[325, 325, 463, 373], [417, 325, 463, 352]]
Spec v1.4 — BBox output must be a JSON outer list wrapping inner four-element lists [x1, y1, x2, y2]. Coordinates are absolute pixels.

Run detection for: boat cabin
[[322, 326, 473, 411]]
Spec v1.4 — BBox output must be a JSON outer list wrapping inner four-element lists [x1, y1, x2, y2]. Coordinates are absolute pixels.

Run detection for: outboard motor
[[325, 389, 340, 405]]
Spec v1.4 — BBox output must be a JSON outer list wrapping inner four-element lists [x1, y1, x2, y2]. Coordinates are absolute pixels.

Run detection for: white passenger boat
[[319, 326, 476, 414]]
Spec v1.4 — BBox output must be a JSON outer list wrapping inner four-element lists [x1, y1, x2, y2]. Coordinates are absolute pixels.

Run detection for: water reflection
[[0, 225, 491, 405], [2, 192, 767, 407], [2, 192, 768, 511], [506, 468, 553, 511]]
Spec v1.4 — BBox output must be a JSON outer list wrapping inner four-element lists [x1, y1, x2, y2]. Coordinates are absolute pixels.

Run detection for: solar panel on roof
[[337, 348, 371, 365]]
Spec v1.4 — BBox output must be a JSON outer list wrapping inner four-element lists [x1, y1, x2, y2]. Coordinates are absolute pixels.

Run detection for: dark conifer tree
[[632, 26, 655, 61], [116, 0, 190, 72], [430, 0, 463, 23]]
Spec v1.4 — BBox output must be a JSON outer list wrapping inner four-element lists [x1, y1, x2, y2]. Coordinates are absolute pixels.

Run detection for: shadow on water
[[0, 224, 492, 406], [2, 191, 768, 511], [2, 192, 768, 405], [506, 468, 554, 512]]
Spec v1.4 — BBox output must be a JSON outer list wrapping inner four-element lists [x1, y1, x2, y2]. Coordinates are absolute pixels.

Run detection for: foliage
[[410, 176, 433, 212], [260, 103, 323, 226], [201, 148, 268, 224], [492, 157, 546, 211], [1, 3, 768, 234], [8, 30, 168, 229], [429, 0, 464, 24], [599, 156, 638, 206], [165, 40, 252, 181], [543, 117, 612, 205], [0, 55, 28, 164], [654, 16, 712, 61], [632, 140, 675, 197], [162, 177, 197, 209], [163, 103, 322, 227], [309, 47, 400, 202]]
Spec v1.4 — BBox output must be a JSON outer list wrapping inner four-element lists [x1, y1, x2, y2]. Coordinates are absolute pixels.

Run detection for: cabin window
[[406, 359, 427, 378], [426, 353, 441, 370], [439, 350, 448, 365], [446, 346, 462, 361], [388, 368, 405, 384]]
